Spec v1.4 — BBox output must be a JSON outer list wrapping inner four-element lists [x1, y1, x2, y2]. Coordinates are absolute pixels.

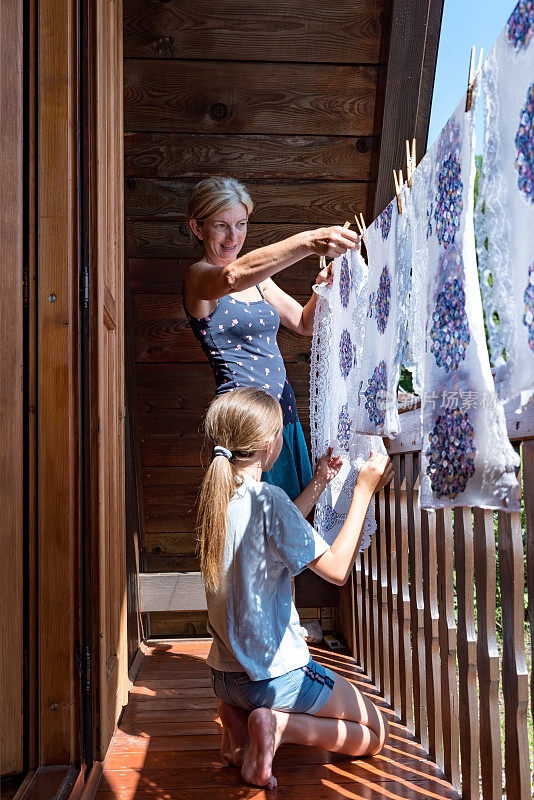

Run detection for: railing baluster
[[498, 504, 531, 799], [387, 467, 401, 716], [522, 440, 534, 744], [407, 457, 429, 750], [360, 550, 369, 675], [396, 455, 413, 728], [473, 508, 502, 800], [379, 486, 391, 704], [354, 557, 363, 668], [453, 507, 480, 799], [436, 507, 460, 788], [421, 507, 444, 769], [366, 523, 376, 684], [370, 495, 380, 687]]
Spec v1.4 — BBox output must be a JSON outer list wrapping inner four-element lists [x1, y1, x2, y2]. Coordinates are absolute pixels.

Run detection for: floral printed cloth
[[353, 200, 411, 436], [475, 1, 534, 407], [310, 249, 385, 545], [406, 89, 520, 510]]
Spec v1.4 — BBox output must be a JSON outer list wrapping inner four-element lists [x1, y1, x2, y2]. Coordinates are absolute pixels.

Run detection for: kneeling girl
[[198, 387, 393, 788]]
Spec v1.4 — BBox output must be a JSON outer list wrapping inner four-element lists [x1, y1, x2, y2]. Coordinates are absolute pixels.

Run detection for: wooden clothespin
[[343, 220, 351, 229], [465, 45, 483, 112], [405, 138, 416, 186], [354, 213, 367, 248], [393, 169, 404, 214]]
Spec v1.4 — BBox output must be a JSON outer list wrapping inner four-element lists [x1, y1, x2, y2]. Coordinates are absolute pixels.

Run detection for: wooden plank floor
[[92, 641, 460, 799]]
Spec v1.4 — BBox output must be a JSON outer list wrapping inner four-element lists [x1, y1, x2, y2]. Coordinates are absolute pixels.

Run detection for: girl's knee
[[371, 709, 389, 752]]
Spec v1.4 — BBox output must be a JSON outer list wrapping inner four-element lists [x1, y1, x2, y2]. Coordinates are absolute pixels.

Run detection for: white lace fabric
[[310, 250, 385, 547], [409, 89, 520, 511], [475, 17, 534, 408], [353, 200, 411, 437]]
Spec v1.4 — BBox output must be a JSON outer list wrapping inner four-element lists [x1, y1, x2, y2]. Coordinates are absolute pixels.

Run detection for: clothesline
[[310, 0, 532, 534]]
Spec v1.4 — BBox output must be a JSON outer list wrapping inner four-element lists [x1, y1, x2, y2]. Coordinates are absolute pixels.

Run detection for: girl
[[198, 387, 393, 788]]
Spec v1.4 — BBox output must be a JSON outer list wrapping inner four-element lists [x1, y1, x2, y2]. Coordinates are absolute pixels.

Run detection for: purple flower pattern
[[375, 265, 391, 334], [339, 329, 354, 379], [320, 505, 344, 533], [364, 360, 387, 427], [337, 403, 352, 452], [515, 84, 534, 202], [507, 0, 534, 50], [374, 202, 393, 241], [430, 277, 470, 372], [425, 409, 476, 498], [523, 262, 534, 350], [434, 152, 463, 247], [339, 255, 352, 308]]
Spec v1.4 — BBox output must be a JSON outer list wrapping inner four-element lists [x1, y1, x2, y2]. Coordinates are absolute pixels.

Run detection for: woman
[[183, 176, 360, 500]]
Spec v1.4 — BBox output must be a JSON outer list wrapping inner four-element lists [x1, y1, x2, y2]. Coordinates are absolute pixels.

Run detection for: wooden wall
[[123, 0, 386, 636]]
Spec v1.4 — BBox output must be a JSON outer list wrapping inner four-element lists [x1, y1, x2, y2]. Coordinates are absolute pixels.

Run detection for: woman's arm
[[260, 259, 335, 337], [184, 226, 359, 306], [309, 452, 393, 586]]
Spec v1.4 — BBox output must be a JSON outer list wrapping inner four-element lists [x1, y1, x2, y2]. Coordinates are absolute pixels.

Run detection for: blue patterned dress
[[185, 287, 312, 498]]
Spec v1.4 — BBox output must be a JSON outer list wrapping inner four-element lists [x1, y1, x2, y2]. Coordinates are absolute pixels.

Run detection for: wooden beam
[[373, 0, 444, 217], [139, 572, 207, 613], [38, 0, 80, 765], [0, 0, 24, 776]]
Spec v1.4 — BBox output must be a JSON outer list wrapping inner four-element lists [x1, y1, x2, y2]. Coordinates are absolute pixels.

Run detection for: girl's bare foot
[[241, 708, 284, 789], [217, 701, 250, 767]]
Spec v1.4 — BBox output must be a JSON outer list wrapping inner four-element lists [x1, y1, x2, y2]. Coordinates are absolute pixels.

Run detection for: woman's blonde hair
[[197, 388, 282, 592], [186, 177, 254, 245]]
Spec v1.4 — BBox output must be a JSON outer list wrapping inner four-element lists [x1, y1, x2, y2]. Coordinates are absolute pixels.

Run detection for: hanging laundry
[[406, 88, 520, 511], [475, 1, 534, 407], [353, 200, 411, 437], [310, 249, 385, 546]]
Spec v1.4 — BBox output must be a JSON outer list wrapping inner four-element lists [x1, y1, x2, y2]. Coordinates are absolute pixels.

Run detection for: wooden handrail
[[353, 405, 534, 798]]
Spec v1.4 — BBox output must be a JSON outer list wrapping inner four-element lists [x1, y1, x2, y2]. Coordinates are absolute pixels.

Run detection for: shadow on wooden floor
[[91, 641, 460, 799]]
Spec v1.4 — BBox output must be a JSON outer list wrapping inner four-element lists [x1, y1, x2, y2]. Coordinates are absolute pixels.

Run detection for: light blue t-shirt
[[205, 474, 330, 680]]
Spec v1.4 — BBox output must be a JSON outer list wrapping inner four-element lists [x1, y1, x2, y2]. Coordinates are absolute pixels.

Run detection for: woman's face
[[192, 203, 248, 266]]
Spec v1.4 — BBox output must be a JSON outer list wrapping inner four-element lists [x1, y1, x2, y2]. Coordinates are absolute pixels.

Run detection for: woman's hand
[[307, 226, 361, 259], [356, 450, 393, 496], [314, 446, 343, 485], [315, 260, 333, 287]]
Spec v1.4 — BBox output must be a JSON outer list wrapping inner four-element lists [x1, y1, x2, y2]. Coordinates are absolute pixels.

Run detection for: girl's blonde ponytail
[[197, 388, 282, 592]]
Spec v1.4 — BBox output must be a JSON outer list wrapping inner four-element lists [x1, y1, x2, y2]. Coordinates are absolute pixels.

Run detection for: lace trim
[[474, 48, 516, 395]]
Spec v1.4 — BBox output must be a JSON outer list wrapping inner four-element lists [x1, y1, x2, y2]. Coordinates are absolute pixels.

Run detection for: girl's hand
[[308, 226, 361, 258], [314, 446, 343, 485], [356, 450, 393, 495], [315, 260, 333, 287]]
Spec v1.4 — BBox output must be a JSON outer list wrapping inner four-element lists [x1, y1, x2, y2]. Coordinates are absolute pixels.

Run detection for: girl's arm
[[293, 447, 341, 518], [184, 226, 359, 306], [309, 451, 393, 586]]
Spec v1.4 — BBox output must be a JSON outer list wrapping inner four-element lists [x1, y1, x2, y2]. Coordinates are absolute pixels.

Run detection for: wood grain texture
[[123, 60, 378, 135], [452, 507, 479, 799], [377, 489, 390, 704], [373, 0, 444, 216], [497, 509, 531, 800], [0, 0, 24, 775], [38, 0, 80, 765], [435, 509, 460, 788], [473, 508, 502, 800], [125, 177, 370, 225], [420, 509, 444, 770], [92, 641, 460, 800], [123, 0, 383, 63], [406, 461, 428, 751], [124, 132, 378, 181], [394, 457, 413, 729]]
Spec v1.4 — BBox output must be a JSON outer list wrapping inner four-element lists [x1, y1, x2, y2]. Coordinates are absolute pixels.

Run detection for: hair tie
[[212, 445, 232, 461]]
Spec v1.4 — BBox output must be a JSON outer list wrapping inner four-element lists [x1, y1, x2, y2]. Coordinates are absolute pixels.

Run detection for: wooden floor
[[92, 641, 460, 799]]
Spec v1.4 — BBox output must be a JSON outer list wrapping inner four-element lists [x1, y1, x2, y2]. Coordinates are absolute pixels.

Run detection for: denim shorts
[[211, 658, 336, 714]]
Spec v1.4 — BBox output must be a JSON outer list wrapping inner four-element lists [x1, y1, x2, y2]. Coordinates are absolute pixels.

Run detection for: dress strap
[[256, 283, 265, 300]]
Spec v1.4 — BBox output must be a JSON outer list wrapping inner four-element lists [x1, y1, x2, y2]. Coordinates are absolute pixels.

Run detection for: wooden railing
[[351, 402, 534, 799]]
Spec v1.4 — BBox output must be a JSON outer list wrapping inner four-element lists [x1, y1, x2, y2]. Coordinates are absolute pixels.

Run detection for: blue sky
[[427, 0, 513, 152]]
